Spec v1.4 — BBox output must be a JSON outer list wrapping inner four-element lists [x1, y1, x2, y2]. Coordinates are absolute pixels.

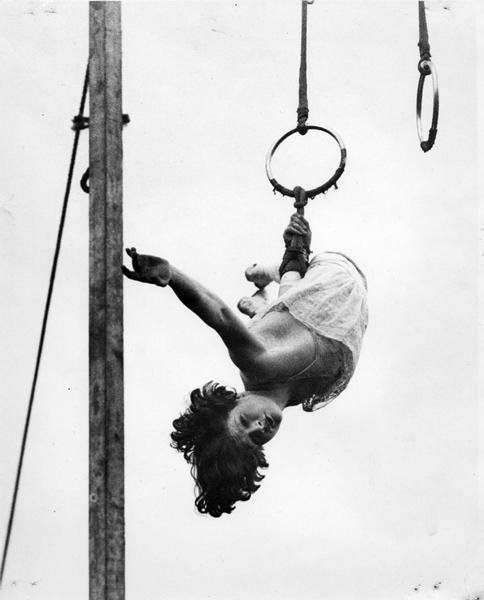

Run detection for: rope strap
[[279, 247, 309, 277], [297, 0, 313, 134], [417, 0, 431, 73], [293, 185, 308, 211]]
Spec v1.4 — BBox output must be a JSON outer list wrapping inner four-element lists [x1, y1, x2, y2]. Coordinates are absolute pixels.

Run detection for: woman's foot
[[237, 288, 268, 317], [244, 263, 280, 288]]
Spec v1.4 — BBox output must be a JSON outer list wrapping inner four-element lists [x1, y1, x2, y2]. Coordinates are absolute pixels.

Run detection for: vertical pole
[[89, 3, 125, 600]]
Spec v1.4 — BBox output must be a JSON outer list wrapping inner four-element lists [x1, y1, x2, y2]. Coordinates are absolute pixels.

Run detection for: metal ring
[[265, 125, 347, 198], [416, 60, 439, 152]]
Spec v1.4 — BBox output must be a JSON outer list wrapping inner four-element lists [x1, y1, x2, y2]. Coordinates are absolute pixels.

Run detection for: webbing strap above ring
[[418, 0, 431, 68], [297, 1, 311, 133]]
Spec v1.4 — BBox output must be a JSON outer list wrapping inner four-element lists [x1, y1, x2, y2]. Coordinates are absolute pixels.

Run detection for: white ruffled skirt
[[250, 252, 369, 411]]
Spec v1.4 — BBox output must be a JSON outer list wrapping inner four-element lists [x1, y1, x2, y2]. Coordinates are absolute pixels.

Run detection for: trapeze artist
[[122, 213, 368, 517]]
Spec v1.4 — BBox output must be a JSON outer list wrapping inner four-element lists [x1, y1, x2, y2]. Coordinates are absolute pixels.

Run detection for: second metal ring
[[416, 60, 439, 152]]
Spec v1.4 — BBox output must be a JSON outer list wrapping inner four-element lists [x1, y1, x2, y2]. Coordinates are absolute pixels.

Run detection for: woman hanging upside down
[[122, 214, 368, 517]]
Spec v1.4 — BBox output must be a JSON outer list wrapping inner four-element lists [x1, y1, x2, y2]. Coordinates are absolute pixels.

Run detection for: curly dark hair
[[170, 382, 269, 517]]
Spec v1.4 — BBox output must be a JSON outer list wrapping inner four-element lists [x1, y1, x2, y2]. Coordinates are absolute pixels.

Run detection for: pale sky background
[[0, 1, 483, 599]]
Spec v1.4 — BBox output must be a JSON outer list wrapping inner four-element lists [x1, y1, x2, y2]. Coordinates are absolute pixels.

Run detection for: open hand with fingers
[[283, 213, 312, 249], [122, 248, 172, 287]]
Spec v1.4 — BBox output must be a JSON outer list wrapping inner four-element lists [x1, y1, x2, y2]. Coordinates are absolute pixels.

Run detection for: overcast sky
[[0, 1, 483, 599]]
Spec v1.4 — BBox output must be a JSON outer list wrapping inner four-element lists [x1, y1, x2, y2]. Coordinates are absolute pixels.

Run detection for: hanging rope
[[416, 1, 439, 152], [417, 0, 431, 69], [266, 0, 346, 198], [297, 0, 314, 134], [0, 64, 89, 589]]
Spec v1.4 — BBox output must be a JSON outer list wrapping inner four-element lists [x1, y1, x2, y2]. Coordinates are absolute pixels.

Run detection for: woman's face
[[227, 393, 283, 445]]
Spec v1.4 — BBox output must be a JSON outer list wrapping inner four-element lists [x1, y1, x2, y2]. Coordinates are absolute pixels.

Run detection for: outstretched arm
[[122, 249, 265, 371]]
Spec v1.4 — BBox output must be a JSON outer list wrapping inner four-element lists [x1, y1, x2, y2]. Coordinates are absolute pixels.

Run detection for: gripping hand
[[283, 213, 312, 250], [279, 214, 312, 278]]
